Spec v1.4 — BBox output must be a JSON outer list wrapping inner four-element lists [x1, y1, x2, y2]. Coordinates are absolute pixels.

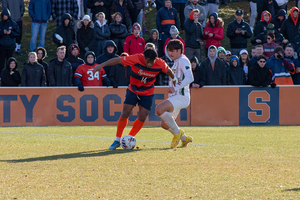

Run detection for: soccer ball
[[121, 135, 136, 150]]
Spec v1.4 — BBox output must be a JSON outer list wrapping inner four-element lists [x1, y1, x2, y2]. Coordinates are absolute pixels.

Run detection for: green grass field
[[1, 126, 299, 199]]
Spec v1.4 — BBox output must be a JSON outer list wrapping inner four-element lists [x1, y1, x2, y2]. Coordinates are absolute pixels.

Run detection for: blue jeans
[[30, 22, 47, 51]]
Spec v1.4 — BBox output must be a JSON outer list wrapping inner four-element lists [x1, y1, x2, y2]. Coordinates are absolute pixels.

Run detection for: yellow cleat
[[171, 129, 184, 149], [181, 136, 193, 147]]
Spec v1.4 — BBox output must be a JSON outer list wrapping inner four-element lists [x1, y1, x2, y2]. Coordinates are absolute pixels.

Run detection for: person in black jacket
[[52, 13, 75, 53], [96, 40, 119, 81], [47, 46, 73, 86], [184, 9, 203, 62], [271, 9, 286, 33], [248, 55, 271, 87], [281, 7, 300, 43], [0, 8, 20, 73], [109, 52, 131, 88], [36, 47, 49, 86], [77, 15, 95, 59], [226, 55, 246, 85], [0, 57, 21, 86], [146, 29, 164, 58], [254, 10, 271, 37], [109, 12, 127, 55], [87, 0, 111, 22], [190, 56, 205, 88], [226, 10, 252, 56], [200, 45, 226, 85], [66, 43, 85, 85], [21, 52, 46, 87]]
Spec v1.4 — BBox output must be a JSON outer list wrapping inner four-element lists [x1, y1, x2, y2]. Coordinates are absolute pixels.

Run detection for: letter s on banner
[[248, 91, 270, 123]]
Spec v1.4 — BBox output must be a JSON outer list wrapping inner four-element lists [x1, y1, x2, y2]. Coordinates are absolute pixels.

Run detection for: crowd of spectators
[[0, 0, 300, 90]]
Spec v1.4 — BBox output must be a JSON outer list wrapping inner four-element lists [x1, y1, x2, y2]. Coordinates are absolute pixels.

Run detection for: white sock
[[160, 112, 180, 135], [115, 137, 121, 142]]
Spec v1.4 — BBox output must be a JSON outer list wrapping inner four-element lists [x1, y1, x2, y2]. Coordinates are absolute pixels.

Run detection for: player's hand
[[167, 87, 175, 93], [94, 64, 102, 72]]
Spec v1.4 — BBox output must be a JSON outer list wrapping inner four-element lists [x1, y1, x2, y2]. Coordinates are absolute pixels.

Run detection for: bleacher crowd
[[0, 0, 300, 90]]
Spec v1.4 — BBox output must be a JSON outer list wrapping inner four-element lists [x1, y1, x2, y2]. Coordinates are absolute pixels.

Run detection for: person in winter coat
[[21, 52, 46, 87], [36, 47, 49, 86], [66, 44, 85, 85], [248, 55, 271, 87], [163, 25, 185, 54], [156, 0, 179, 44], [263, 32, 279, 58], [254, 11, 271, 37], [226, 55, 246, 85], [203, 12, 224, 57], [96, 40, 119, 80], [94, 12, 111, 57], [281, 7, 300, 43], [87, 0, 112, 22], [110, 0, 134, 28], [109, 52, 131, 88], [0, 8, 20, 73], [270, 9, 286, 33], [77, 15, 95, 59], [2, 0, 24, 55], [51, 0, 78, 27], [146, 29, 164, 57], [184, 9, 203, 62], [0, 57, 21, 86], [239, 49, 250, 82], [226, 10, 252, 56], [266, 46, 295, 85], [292, 47, 300, 84], [256, 0, 275, 23], [189, 56, 206, 88], [252, 23, 286, 45], [52, 13, 75, 52], [47, 46, 73, 86], [74, 51, 110, 91], [184, 0, 206, 25], [200, 45, 226, 85], [109, 12, 127, 55], [124, 22, 145, 55], [29, 0, 51, 52]]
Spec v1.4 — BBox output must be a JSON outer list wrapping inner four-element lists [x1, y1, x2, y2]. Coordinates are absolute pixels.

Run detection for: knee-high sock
[[116, 116, 128, 140], [129, 118, 144, 137], [160, 112, 180, 135]]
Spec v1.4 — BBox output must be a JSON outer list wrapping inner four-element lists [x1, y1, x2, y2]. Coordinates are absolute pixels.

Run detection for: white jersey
[[168, 54, 194, 98]]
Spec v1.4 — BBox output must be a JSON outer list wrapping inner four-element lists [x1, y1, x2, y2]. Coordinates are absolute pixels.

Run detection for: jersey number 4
[[87, 71, 99, 80], [141, 77, 147, 83]]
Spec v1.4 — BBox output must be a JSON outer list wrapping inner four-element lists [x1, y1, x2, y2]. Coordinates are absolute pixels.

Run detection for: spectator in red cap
[[124, 22, 145, 55]]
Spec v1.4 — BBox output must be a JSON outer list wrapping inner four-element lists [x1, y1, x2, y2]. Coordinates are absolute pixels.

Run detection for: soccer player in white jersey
[[155, 39, 194, 148]]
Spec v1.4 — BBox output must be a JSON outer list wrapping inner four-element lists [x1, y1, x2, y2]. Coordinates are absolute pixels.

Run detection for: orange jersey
[[121, 54, 170, 96], [74, 64, 107, 86]]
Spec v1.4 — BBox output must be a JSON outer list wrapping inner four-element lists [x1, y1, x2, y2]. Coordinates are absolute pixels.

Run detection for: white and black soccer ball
[[121, 135, 136, 150]]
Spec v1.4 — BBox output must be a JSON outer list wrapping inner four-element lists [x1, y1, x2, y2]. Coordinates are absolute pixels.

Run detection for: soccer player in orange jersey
[[94, 49, 177, 150]]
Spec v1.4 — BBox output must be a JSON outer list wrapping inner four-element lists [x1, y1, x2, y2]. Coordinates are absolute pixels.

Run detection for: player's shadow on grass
[[283, 188, 300, 192], [0, 149, 140, 163]]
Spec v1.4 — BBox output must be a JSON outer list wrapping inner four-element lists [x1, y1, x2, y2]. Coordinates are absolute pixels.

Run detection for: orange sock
[[116, 116, 128, 138], [128, 118, 145, 137]]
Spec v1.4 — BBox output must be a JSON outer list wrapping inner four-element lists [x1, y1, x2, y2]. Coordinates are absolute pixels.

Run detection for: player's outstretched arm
[[94, 57, 122, 72]]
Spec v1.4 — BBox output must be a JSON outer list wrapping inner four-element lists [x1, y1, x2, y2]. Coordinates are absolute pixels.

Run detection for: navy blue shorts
[[124, 89, 154, 111]]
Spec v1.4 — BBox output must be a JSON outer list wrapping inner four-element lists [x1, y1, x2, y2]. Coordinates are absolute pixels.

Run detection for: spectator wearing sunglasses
[[263, 32, 279, 58], [248, 55, 271, 87]]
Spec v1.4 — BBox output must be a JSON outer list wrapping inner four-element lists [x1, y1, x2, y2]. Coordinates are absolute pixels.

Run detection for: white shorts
[[167, 95, 190, 119]]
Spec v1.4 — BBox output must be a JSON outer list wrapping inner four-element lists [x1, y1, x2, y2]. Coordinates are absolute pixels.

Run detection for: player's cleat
[[182, 136, 193, 147], [109, 140, 120, 150], [171, 129, 184, 149]]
